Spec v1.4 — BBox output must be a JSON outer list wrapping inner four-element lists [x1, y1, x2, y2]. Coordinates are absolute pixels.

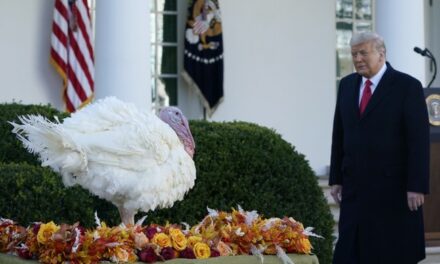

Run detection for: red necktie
[[359, 80, 372, 115]]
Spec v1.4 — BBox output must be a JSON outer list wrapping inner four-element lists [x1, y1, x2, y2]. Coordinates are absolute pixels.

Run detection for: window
[[336, 0, 374, 83], [151, 0, 179, 112]]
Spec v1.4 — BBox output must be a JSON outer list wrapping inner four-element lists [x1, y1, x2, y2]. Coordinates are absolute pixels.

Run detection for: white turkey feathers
[[10, 97, 196, 225]]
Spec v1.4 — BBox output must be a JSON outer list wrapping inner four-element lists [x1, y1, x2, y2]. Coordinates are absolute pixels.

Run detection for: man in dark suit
[[329, 32, 430, 264]]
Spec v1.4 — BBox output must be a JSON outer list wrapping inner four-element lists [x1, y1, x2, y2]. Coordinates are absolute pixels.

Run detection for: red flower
[[138, 247, 157, 263], [16, 247, 33, 259], [32, 223, 41, 235], [144, 226, 158, 240], [160, 246, 176, 260], [179, 247, 196, 259], [210, 247, 220, 257], [76, 226, 86, 235]]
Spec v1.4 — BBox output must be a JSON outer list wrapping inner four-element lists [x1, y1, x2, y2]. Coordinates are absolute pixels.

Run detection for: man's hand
[[407, 192, 424, 211], [330, 185, 342, 205]]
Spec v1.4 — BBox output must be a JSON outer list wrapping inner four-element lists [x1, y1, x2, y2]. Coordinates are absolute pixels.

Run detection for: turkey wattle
[[10, 97, 196, 225]]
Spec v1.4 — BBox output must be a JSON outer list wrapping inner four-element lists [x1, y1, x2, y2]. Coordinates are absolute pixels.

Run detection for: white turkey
[[10, 97, 196, 226]]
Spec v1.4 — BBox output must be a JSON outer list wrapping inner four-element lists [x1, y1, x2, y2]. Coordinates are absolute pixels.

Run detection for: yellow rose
[[193, 242, 211, 259], [169, 228, 187, 251], [187, 235, 202, 248], [37, 221, 60, 244], [152, 233, 172, 248]]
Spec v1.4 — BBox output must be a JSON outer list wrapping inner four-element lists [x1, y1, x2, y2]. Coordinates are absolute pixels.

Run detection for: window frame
[[151, 0, 180, 112], [336, 0, 375, 83]]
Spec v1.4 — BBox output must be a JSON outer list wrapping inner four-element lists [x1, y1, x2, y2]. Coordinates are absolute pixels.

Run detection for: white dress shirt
[[359, 63, 387, 105]]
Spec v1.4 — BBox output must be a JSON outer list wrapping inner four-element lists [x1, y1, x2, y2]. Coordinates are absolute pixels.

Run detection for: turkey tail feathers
[[9, 115, 87, 186]]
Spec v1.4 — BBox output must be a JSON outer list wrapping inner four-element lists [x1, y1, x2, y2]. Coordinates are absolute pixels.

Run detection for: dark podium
[[424, 88, 440, 247]]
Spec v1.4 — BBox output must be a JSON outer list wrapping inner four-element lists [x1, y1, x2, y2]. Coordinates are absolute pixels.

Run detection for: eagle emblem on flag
[[183, 0, 224, 117]]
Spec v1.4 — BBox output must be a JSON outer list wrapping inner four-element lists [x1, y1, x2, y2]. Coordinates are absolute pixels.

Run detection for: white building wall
[[208, 0, 336, 175], [0, 0, 63, 109]]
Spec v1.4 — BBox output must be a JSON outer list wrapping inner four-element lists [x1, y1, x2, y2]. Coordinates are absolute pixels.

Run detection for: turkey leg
[[118, 206, 135, 226]]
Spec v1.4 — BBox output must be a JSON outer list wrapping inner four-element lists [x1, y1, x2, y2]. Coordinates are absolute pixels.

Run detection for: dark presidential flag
[[182, 0, 224, 117]]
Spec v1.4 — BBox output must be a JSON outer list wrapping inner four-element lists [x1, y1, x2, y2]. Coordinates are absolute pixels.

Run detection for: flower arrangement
[[0, 207, 320, 264]]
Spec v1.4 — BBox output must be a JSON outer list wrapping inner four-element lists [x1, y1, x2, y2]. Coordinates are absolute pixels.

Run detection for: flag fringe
[[182, 70, 224, 118]]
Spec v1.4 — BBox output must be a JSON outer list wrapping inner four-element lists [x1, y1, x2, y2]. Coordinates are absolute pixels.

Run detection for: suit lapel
[[360, 64, 395, 119]]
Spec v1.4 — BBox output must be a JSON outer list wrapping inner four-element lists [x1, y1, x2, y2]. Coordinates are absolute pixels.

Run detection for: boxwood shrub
[[0, 162, 98, 226], [0, 102, 69, 165], [0, 103, 334, 263]]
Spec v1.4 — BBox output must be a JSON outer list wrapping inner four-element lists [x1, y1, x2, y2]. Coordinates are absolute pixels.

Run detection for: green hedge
[[0, 102, 69, 165], [0, 162, 96, 225], [0, 103, 334, 264]]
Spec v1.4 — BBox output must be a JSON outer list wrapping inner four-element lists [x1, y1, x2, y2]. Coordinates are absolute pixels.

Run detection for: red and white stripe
[[50, 0, 94, 113]]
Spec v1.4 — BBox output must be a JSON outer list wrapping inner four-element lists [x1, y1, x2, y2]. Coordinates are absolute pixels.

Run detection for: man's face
[[351, 41, 384, 78]]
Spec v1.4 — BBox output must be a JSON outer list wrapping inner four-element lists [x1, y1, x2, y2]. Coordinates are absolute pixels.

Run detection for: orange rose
[[152, 233, 172, 248], [299, 237, 312, 254], [264, 244, 277, 255], [216, 241, 233, 256], [193, 242, 211, 259], [134, 232, 149, 249], [113, 247, 129, 262]]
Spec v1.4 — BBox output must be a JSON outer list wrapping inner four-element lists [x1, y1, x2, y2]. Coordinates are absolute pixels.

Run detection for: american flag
[[50, 0, 94, 113]]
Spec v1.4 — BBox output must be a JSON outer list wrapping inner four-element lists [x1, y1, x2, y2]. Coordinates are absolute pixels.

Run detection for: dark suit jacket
[[329, 62, 430, 264]]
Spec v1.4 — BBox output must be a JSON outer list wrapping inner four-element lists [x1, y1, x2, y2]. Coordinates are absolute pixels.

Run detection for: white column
[[94, 0, 151, 109], [375, 1, 428, 86]]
